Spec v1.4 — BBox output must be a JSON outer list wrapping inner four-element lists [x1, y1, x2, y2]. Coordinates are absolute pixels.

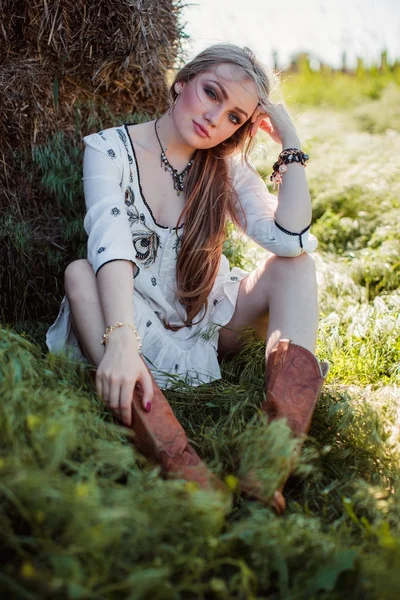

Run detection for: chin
[[184, 129, 210, 150]]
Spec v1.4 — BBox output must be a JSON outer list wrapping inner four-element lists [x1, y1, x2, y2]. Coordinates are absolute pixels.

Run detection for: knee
[[266, 253, 317, 284], [64, 259, 94, 299]]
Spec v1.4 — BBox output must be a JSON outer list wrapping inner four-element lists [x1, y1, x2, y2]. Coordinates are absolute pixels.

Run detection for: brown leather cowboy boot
[[90, 363, 228, 494], [239, 339, 329, 514]]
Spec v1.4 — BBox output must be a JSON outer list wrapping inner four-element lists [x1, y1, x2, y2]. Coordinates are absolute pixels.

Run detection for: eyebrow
[[206, 79, 249, 119]]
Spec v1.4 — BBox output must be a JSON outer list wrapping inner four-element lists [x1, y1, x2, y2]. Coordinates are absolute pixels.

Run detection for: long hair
[[164, 44, 272, 331]]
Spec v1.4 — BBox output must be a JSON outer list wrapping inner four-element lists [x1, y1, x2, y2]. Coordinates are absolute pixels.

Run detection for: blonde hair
[[164, 43, 271, 331]]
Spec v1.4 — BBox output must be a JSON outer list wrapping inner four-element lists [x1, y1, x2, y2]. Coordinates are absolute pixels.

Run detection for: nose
[[204, 108, 221, 127]]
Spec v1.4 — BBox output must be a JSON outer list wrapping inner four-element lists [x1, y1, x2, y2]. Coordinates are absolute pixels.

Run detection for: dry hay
[[1, 0, 187, 150], [1, 0, 185, 94], [0, 0, 188, 330]]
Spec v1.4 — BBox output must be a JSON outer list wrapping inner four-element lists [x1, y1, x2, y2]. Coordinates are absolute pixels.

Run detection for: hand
[[249, 100, 299, 145], [95, 327, 154, 427]]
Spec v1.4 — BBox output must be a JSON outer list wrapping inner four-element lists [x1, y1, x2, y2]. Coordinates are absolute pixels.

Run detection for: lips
[[193, 120, 209, 138]]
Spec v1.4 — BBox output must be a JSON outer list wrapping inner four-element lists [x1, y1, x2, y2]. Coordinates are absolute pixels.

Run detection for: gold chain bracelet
[[101, 322, 142, 353]]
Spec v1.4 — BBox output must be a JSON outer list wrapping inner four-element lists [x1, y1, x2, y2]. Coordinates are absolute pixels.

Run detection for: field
[[1, 67, 399, 598]]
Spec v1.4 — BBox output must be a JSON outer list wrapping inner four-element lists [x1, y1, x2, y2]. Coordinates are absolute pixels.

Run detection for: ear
[[174, 82, 185, 94]]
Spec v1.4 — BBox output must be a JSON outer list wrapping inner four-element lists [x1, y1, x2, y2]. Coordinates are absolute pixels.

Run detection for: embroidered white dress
[[46, 123, 318, 388]]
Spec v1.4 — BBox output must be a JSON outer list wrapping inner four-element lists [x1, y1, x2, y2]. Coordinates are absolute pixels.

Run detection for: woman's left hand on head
[[249, 100, 298, 145]]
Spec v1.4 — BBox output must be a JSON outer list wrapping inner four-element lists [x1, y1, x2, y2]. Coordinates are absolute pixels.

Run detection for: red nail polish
[[146, 401, 151, 413]]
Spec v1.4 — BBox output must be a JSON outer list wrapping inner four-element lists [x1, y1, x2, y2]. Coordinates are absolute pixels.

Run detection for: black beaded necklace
[[154, 117, 194, 196]]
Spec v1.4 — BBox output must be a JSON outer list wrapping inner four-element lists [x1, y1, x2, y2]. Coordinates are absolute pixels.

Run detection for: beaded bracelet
[[101, 322, 142, 353], [270, 148, 309, 188]]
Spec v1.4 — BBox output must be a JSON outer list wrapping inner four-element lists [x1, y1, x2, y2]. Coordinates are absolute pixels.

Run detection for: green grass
[[1, 72, 400, 598]]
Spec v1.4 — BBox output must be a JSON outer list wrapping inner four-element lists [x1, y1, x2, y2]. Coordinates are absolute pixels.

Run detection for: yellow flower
[[21, 563, 35, 578], [47, 424, 60, 437], [75, 483, 90, 498], [224, 474, 238, 492], [26, 415, 40, 431], [210, 577, 227, 593], [184, 481, 199, 493]]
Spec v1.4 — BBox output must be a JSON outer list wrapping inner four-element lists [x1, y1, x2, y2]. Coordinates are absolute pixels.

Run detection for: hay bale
[[0, 0, 187, 334], [1, 0, 188, 146], [1, 0, 185, 96]]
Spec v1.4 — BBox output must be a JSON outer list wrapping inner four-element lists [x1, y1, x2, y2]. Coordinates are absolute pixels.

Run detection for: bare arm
[[250, 101, 313, 235], [95, 259, 154, 425], [274, 134, 312, 232], [97, 260, 137, 347]]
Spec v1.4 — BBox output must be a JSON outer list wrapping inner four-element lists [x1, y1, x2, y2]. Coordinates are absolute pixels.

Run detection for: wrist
[[103, 322, 142, 353], [281, 136, 301, 150]]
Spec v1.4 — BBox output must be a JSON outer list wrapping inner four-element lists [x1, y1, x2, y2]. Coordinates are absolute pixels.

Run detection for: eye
[[229, 113, 241, 125], [204, 88, 217, 100]]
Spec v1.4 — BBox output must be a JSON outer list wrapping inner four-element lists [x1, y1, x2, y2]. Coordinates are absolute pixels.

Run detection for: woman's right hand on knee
[[95, 328, 153, 427]]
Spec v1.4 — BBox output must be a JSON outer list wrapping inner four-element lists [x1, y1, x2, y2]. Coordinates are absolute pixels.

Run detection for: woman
[[46, 44, 328, 513]]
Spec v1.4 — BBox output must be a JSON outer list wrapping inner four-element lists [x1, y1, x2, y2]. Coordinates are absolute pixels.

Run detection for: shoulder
[[83, 125, 124, 146], [83, 125, 131, 163], [124, 121, 152, 144]]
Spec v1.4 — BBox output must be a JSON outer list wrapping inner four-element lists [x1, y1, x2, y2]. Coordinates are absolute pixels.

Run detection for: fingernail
[[146, 401, 151, 413]]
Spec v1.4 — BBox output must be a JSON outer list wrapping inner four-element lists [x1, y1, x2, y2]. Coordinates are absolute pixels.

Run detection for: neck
[[155, 113, 196, 168]]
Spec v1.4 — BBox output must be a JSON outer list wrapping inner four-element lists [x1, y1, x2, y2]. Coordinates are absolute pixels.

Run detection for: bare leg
[[218, 253, 319, 362], [225, 254, 324, 513], [64, 259, 106, 367]]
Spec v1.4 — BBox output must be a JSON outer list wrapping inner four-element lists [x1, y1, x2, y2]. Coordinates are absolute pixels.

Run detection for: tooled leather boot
[[89, 363, 228, 494], [239, 339, 329, 515]]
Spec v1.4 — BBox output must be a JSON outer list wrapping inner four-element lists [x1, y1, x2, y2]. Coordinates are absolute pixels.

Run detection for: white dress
[[46, 123, 318, 388]]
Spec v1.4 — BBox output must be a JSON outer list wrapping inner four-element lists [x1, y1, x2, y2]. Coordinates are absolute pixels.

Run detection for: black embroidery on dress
[[125, 189, 140, 227], [107, 149, 116, 159], [97, 247, 106, 254], [133, 266, 140, 279], [154, 310, 161, 316], [118, 124, 134, 185], [125, 187, 135, 206], [213, 298, 219, 306], [146, 320, 152, 327], [116, 128, 127, 145], [98, 131, 106, 140], [230, 276, 239, 281], [132, 230, 161, 267], [110, 207, 121, 216], [174, 364, 179, 372], [127, 207, 139, 226], [151, 277, 157, 286], [116, 128, 133, 165], [173, 233, 182, 255], [124, 192, 161, 267]]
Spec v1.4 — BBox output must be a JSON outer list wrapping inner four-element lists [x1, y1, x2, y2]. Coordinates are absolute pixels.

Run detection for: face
[[172, 63, 259, 150]]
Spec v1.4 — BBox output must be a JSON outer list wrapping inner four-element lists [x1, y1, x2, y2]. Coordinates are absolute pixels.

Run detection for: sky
[[180, 0, 400, 70]]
